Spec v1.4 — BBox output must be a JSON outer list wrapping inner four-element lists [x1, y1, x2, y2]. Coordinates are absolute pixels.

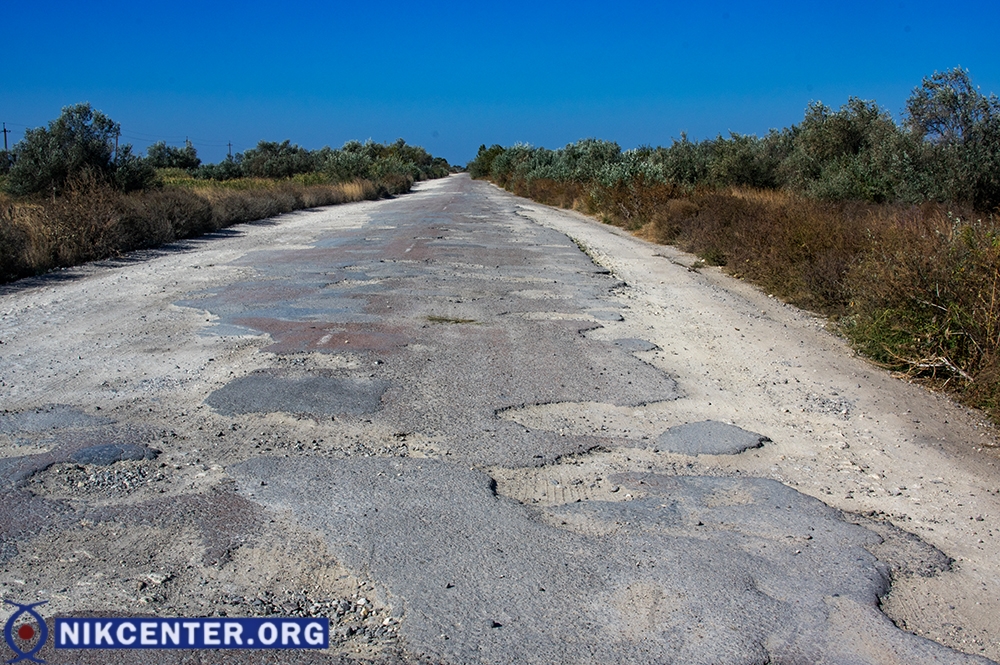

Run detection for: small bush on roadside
[[0, 201, 31, 282]]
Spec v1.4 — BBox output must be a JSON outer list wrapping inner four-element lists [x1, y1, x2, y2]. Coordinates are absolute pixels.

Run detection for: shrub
[[119, 188, 214, 245], [5, 103, 156, 196], [0, 202, 31, 282], [146, 140, 201, 170], [322, 149, 373, 182], [468, 144, 506, 179], [192, 156, 244, 181], [844, 209, 1000, 390], [240, 140, 317, 179], [707, 131, 786, 189]]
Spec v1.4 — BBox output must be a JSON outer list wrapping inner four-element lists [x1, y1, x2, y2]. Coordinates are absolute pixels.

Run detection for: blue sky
[[4, 1, 1000, 165]]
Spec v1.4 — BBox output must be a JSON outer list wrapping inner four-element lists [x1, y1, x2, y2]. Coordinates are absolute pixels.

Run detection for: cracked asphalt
[[2, 174, 999, 664]]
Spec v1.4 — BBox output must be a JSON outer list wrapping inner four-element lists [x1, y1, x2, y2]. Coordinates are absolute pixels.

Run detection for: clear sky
[[4, 1, 999, 166]]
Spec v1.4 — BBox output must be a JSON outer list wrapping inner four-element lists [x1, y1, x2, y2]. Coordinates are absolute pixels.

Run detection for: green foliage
[[467, 144, 506, 179], [776, 98, 927, 204], [322, 149, 372, 182], [146, 140, 201, 170], [192, 156, 244, 181], [707, 131, 788, 189], [905, 67, 1000, 211], [481, 68, 999, 212], [5, 103, 157, 196], [649, 134, 712, 186], [189, 138, 449, 188], [113, 144, 160, 193], [240, 140, 317, 179]]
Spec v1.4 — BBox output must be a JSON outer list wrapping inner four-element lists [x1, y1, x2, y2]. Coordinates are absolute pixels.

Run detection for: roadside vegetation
[[0, 103, 450, 284], [469, 68, 1000, 420]]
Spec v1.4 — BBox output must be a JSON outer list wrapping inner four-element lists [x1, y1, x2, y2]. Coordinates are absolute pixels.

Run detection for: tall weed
[[845, 208, 1000, 415], [0, 179, 387, 284]]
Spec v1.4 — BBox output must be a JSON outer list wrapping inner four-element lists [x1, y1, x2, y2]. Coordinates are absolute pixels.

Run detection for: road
[[2, 173, 999, 664]]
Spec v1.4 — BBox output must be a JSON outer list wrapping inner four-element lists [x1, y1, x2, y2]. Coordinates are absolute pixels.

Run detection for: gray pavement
[[0, 174, 993, 664]]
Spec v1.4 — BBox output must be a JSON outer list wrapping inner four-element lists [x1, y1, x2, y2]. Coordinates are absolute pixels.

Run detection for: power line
[[118, 132, 233, 148]]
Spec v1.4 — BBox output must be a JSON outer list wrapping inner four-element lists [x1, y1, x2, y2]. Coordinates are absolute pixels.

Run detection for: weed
[[0, 179, 387, 283]]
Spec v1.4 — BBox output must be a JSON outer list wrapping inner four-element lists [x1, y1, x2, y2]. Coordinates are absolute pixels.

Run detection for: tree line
[[0, 103, 451, 198], [470, 68, 1000, 212]]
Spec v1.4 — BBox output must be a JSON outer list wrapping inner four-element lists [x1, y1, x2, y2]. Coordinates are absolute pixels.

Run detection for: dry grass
[[844, 206, 1000, 416], [0, 178, 382, 284]]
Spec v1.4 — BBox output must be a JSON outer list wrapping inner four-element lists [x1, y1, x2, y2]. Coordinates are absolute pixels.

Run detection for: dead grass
[[0, 178, 383, 284]]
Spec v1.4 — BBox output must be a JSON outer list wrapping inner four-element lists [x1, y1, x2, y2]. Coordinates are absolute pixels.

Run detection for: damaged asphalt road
[[2, 174, 999, 664]]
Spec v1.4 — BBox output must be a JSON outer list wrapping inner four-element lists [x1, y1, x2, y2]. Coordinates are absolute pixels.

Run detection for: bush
[[468, 144, 505, 179], [844, 209, 1000, 390], [192, 156, 244, 181], [240, 140, 317, 179], [5, 103, 156, 196], [146, 140, 201, 170], [322, 150, 373, 182], [707, 131, 787, 189], [0, 204, 31, 282]]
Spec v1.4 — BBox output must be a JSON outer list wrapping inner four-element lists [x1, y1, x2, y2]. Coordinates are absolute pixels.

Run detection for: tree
[[240, 140, 316, 178], [467, 144, 505, 179], [146, 140, 201, 169], [906, 67, 997, 146], [4, 103, 155, 196], [906, 68, 1000, 209]]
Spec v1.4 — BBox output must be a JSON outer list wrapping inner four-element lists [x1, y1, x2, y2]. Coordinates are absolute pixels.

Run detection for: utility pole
[[2, 122, 9, 153], [227, 142, 233, 159]]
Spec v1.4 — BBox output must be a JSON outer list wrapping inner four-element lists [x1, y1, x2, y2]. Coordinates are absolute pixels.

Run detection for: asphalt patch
[[206, 372, 389, 416], [652, 420, 770, 455], [229, 456, 987, 664]]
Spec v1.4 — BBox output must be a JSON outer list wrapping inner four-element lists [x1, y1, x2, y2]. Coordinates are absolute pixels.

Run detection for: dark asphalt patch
[[589, 310, 625, 321], [232, 319, 411, 355], [652, 420, 770, 455], [205, 372, 389, 416], [0, 424, 157, 487], [0, 403, 111, 436], [230, 456, 986, 665]]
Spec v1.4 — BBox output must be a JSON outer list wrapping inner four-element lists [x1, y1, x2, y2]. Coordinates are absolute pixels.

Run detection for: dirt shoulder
[[513, 195, 1000, 660]]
